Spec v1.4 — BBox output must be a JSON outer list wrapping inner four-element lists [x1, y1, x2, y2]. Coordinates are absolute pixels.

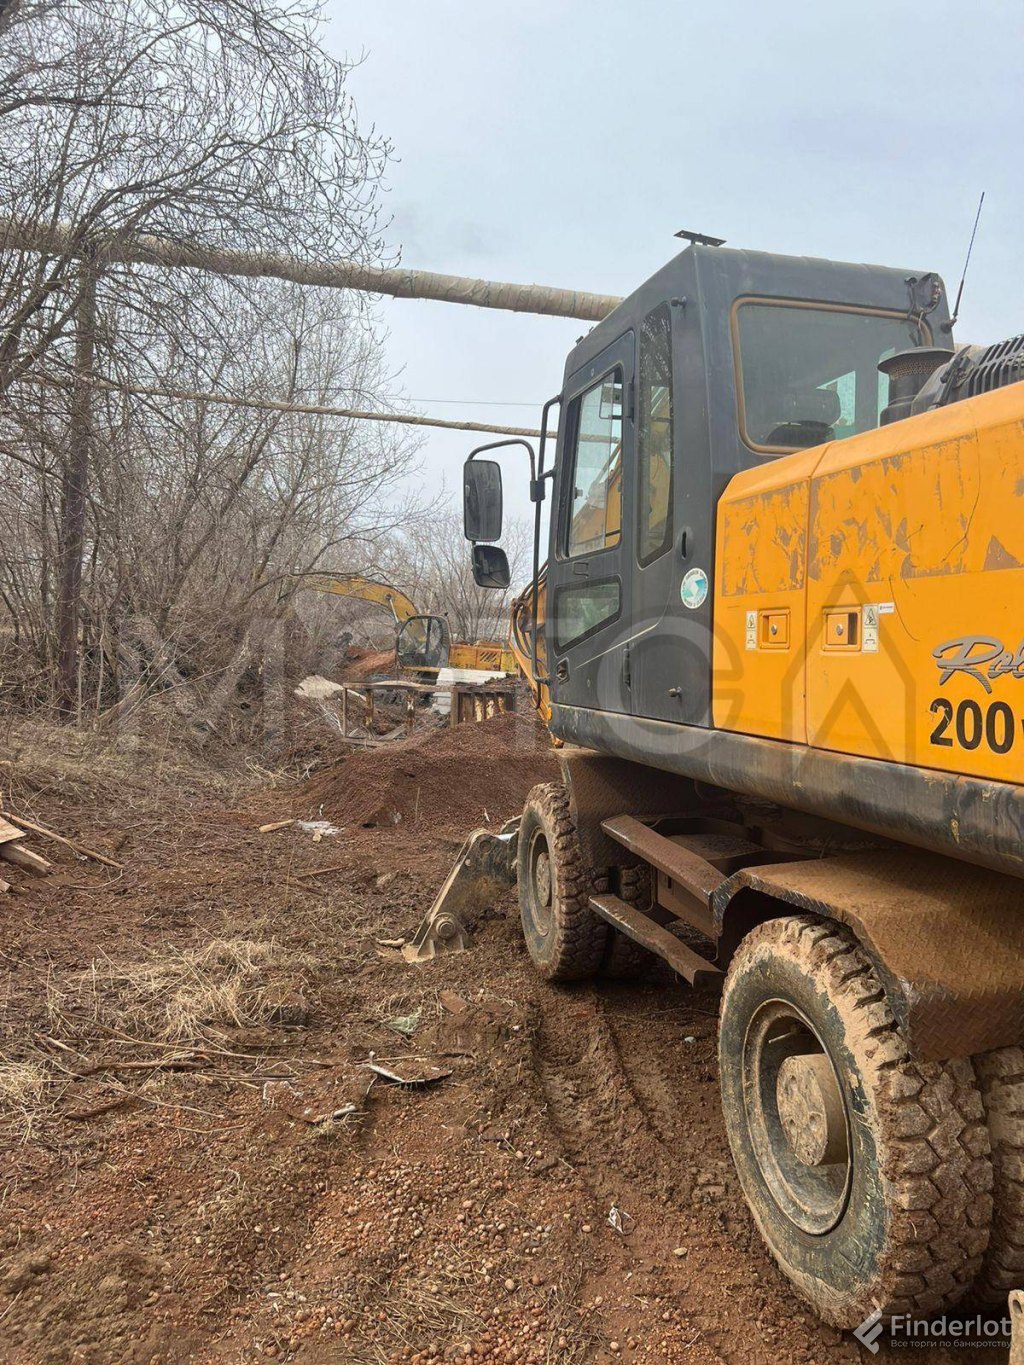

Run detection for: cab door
[[630, 301, 710, 724], [547, 332, 634, 716]]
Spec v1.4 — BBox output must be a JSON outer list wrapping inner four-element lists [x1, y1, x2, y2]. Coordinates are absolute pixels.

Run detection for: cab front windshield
[[736, 302, 926, 452], [397, 616, 449, 671]]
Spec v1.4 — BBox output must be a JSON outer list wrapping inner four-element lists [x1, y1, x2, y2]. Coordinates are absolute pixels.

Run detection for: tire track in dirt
[[530, 989, 741, 1360], [530, 983, 864, 1364], [532, 993, 673, 1198]]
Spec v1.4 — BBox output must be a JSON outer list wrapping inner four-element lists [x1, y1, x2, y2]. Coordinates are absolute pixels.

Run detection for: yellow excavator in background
[[286, 573, 516, 675]]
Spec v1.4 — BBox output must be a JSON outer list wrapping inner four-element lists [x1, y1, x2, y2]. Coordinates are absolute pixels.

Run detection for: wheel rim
[[742, 999, 852, 1235], [525, 827, 554, 939]]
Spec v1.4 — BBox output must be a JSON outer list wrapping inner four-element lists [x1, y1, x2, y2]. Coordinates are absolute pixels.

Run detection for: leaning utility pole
[[55, 257, 96, 715], [0, 218, 622, 323]]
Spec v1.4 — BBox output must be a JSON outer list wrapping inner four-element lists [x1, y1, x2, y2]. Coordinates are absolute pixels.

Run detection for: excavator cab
[[396, 614, 450, 672], [464, 243, 952, 730]]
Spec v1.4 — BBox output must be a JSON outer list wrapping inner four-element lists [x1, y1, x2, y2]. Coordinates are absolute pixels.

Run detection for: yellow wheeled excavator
[[408, 240, 1024, 1334], [285, 573, 516, 675]]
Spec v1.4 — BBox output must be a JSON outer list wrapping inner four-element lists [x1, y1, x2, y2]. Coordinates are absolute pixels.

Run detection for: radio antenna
[[944, 191, 985, 333]]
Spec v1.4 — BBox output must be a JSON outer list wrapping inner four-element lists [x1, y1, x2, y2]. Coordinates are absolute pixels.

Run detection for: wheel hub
[[535, 850, 552, 909], [525, 830, 555, 939], [776, 1054, 849, 1168], [742, 1001, 853, 1235]]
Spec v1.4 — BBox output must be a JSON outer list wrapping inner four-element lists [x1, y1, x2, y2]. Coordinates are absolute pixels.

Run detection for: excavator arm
[[287, 574, 420, 625]]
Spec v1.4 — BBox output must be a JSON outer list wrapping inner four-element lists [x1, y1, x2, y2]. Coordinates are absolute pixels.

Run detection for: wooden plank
[[0, 818, 26, 846], [589, 894, 721, 989], [601, 815, 727, 904], [0, 843, 52, 876], [5, 814, 123, 869]]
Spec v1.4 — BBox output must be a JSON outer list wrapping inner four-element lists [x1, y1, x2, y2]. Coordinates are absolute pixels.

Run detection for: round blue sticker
[[681, 567, 709, 610]]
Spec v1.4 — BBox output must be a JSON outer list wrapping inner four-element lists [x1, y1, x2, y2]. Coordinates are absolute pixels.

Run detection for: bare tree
[[382, 513, 530, 644], [0, 0, 416, 718]]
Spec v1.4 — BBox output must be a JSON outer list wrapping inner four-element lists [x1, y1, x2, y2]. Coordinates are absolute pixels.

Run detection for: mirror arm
[[467, 437, 536, 485]]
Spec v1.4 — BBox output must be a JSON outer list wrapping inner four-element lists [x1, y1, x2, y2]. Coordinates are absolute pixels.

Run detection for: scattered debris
[[1, 842, 52, 877], [294, 675, 352, 701], [259, 818, 296, 834], [439, 990, 469, 1015], [261, 1080, 361, 1125], [364, 1060, 452, 1088], [0, 811, 54, 881], [296, 819, 341, 837], [608, 1205, 635, 1235], [385, 1009, 421, 1036], [2, 813, 123, 869]]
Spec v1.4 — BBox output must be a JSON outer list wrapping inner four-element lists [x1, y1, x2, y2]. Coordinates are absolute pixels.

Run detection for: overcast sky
[[325, 0, 1024, 528]]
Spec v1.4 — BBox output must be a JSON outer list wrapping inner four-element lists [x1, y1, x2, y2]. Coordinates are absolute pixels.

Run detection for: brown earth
[[0, 710, 1007, 1364]]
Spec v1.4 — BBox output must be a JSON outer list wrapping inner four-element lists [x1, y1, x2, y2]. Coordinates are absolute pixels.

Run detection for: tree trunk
[[55, 260, 96, 715]]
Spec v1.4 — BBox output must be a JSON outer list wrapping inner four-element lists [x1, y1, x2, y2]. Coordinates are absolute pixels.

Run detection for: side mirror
[[471, 544, 511, 590], [463, 459, 503, 542], [396, 615, 450, 671]]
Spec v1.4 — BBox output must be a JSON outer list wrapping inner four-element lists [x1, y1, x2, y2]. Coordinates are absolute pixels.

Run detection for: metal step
[[664, 829, 764, 871], [589, 893, 722, 989], [601, 814, 727, 905]]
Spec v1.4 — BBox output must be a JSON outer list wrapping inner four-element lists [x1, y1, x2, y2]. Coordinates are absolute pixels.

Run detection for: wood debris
[[259, 818, 295, 834], [4, 814, 123, 869], [0, 797, 122, 885]]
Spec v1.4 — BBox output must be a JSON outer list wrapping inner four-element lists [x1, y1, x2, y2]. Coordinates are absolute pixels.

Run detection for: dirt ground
[[0, 708, 1009, 1364]]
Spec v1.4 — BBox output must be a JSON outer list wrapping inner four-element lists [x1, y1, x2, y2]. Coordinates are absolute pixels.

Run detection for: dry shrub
[[51, 936, 315, 1043]]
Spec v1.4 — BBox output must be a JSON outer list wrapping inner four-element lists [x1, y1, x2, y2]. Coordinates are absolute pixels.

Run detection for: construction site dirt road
[[0, 711, 1006, 1364]]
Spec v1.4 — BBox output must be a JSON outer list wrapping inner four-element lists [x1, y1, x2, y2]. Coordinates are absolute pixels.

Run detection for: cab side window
[[637, 304, 674, 565], [566, 368, 624, 557]]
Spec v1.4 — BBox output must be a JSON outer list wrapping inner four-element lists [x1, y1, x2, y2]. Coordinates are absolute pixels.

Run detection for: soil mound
[[299, 710, 556, 832], [340, 648, 394, 683]]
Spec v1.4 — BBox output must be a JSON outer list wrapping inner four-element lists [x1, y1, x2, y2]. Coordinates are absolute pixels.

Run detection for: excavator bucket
[[402, 819, 520, 964]]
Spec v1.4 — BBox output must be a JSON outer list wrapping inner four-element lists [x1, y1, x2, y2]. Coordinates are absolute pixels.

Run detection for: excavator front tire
[[719, 914, 993, 1328], [517, 782, 609, 981]]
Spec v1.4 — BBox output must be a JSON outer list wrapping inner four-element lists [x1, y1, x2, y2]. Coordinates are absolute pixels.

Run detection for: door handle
[[556, 659, 569, 682], [572, 560, 590, 578]]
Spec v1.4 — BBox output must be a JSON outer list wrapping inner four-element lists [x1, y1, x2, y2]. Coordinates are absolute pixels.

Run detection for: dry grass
[[0, 1058, 50, 1139], [49, 935, 316, 1043], [0, 711, 252, 810]]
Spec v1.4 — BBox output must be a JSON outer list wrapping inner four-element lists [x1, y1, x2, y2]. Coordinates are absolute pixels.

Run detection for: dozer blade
[[402, 818, 520, 964]]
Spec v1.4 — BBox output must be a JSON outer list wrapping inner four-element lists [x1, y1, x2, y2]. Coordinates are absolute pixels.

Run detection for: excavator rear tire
[[719, 914, 992, 1329], [973, 1046, 1024, 1303], [517, 782, 609, 982]]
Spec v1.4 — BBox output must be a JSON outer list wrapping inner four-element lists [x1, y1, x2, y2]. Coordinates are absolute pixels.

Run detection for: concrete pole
[[3, 218, 622, 323]]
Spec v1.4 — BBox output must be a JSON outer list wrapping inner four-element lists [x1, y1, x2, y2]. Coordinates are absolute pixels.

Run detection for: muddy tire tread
[[519, 782, 608, 982], [722, 915, 992, 1325], [973, 1045, 1024, 1302]]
